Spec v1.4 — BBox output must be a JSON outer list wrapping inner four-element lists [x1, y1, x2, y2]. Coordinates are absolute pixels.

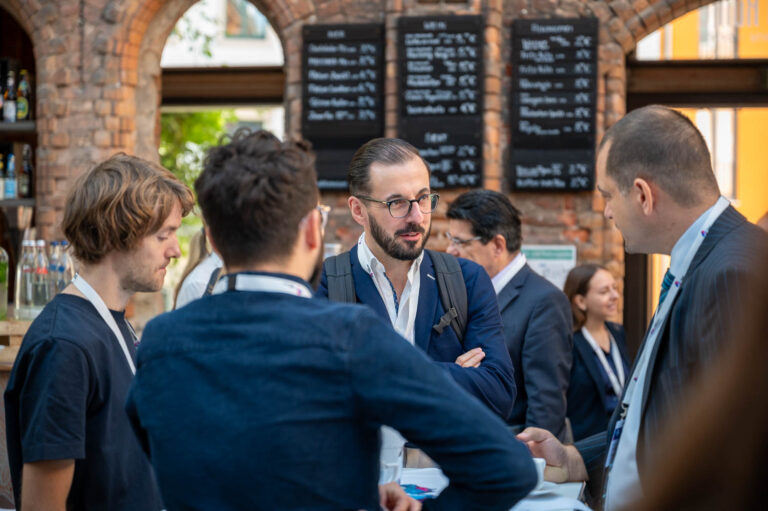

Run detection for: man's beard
[[369, 214, 430, 261]]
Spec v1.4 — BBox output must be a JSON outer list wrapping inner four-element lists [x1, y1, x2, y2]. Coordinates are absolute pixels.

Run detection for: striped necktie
[[659, 269, 675, 305]]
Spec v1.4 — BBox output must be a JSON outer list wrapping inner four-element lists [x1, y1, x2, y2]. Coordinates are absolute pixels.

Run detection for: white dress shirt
[[356, 233, 423, 345], [356, 233, 424, 482], [491, 252, 527, 295]]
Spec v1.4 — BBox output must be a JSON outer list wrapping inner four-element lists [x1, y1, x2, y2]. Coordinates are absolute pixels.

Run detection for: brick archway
[[121, 0, 360, 161], [0, 0, 34, 42]]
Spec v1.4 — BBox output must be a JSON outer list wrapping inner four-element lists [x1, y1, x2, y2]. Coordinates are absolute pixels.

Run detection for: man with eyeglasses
[[317, 138, 517, 471], [126, 131, 538, 510], [445, 190, 573, 442]]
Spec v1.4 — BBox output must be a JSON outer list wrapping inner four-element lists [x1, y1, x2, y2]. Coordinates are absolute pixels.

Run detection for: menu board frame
[[301, 23, 386, 189], [397, 15, 485, 190], [509, 18, 599, 192]]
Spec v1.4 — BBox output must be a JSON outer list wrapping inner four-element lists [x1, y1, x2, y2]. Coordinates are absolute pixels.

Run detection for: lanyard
[[212, 273, 313, 298], [619, 196, 730, 413], [72, 274, 136, 375], [581, 326, 625, 397]]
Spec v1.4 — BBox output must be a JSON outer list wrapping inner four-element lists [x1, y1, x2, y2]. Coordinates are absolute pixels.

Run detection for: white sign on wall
[[521, 244, 577, 290]]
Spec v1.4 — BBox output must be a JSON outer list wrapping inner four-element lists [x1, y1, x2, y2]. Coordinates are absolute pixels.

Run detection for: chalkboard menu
[[398, 16, 484, 189], [510, 18, 598, 191], [302, 24, 385, 189]]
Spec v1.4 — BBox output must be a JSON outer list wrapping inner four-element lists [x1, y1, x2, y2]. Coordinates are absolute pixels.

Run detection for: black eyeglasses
[[444, 232, 482, 246], [355, 193, 439, 218]]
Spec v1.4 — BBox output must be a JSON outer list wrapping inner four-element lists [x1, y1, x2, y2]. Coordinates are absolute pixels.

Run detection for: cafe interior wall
[[0, 0, 724, 329]]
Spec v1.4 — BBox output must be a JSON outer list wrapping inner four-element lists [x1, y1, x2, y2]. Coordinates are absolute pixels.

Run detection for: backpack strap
[[202, 267, 222, 297], [323, 251, 357, 303], [427, 250, 467, 343]]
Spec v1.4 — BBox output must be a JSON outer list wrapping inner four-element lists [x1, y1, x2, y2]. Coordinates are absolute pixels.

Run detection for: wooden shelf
[[0, 198, 34, 208], [0, 120, 35, 134]]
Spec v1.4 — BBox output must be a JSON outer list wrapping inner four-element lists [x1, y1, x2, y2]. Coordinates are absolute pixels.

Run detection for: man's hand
[[455, 347, 485, 368], [516, 427, 587, 483], [378, 482, 421, 511]]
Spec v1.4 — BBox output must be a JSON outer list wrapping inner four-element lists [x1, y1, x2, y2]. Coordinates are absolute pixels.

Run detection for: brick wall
[[0, 0, 717, 281]]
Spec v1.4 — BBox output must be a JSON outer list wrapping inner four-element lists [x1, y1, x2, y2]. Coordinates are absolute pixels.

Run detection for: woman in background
[[563, 264, 630, 441], [173, 228, 223, 309]]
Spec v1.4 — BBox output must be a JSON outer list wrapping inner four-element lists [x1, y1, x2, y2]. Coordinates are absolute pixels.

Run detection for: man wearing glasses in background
[[317, 138, 516, 469], [445, 190, 573, 442]]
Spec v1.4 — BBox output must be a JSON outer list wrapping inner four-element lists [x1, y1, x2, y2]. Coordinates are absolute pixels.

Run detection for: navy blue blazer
[[576, 205, 768, 490], [567, 322, 629, 442], [318, 246, 517, 419], [498, 264, 573, 441]]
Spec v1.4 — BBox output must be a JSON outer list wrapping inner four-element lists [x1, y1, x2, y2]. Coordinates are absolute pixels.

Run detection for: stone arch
[[0, 0, 35, 44]]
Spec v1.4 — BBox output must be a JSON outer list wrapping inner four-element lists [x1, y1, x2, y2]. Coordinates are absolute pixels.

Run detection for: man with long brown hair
[[4, 154, 194, 510]]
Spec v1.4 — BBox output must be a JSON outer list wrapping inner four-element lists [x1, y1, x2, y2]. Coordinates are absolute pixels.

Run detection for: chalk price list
[[398, 16, 484, 189], [510, 19, 598, 191]]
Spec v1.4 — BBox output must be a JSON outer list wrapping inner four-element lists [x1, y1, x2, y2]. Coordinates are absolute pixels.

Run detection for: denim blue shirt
[[126, 274, 536, 510]]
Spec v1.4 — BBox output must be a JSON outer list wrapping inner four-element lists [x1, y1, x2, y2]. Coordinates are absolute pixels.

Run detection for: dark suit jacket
[[498, 264, 573, 440], [577, 205, 768, 491], [317, 246, 517, 419], [567, 322, 630, 441]]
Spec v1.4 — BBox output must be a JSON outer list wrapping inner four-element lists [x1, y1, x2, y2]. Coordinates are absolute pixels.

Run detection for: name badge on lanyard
[[72, 274, 137, 375], [581, 326, 625, 398]]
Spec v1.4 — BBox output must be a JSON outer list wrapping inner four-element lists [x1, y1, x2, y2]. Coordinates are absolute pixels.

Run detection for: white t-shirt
[[175, 252, 223, 309]]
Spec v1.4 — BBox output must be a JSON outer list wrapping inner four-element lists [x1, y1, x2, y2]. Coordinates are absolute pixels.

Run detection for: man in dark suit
[[446, 190, 573, 441], [518, 105, 768, 510], [317, 138, 516, 421]]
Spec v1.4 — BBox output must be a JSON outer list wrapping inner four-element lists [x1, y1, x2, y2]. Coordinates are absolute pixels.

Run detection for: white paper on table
[[511, 495, 592, 511], [401, 468, 591, 511]]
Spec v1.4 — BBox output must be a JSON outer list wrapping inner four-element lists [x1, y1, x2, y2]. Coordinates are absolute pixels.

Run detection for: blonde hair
[[63, 153, 194, 264], [173, 228, 210, 307]]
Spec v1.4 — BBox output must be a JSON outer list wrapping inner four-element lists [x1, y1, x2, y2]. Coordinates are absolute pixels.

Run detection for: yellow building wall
[[738, 0, 768, 57], [736, 109, 768, 223], [668, 10, 700, 59]]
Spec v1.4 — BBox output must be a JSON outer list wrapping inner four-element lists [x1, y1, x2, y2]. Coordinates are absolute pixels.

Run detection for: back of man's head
[[600, 105, 719, 207], [446, 189, 522, 253], [195, 129, 318, 268], [63, 153, 194, 265], [348, 137, 427, 196]]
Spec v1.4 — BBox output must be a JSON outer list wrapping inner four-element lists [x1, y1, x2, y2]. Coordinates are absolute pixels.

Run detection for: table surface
[[401, 467, 588, 510]]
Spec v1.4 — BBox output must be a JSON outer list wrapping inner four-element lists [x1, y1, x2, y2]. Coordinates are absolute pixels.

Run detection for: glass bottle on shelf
[[16, 70, 31, 121], [48, 241, 60, 293], [32, 239, 51, 313], [59, 240, 75, 288], [3, 70, 17, 123], [0, 246, 8, 320], [14, 239, 35, 320], [4, 154, 16, 199], [19, 145, 32, 198], [0, 156, 5, 200]]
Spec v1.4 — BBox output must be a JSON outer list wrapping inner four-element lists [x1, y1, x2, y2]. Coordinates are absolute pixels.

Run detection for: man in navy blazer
[[317, 138, 516, 421], [518, 106, 768, 510], [446, 190, 573, 441]]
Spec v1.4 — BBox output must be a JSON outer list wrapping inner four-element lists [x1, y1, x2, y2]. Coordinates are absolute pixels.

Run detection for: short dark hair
[[63, 153, 194, 264], [348, 138, 428, 195], [600, 105, 719, 207], [446, 190, 522, 253], [563, 264, 604, 331], [195, 129, 318, 268]]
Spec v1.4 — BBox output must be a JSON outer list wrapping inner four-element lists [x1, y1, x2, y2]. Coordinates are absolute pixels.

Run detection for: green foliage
[[159, 109, 236, 288], [159, 109, 237, 190]]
